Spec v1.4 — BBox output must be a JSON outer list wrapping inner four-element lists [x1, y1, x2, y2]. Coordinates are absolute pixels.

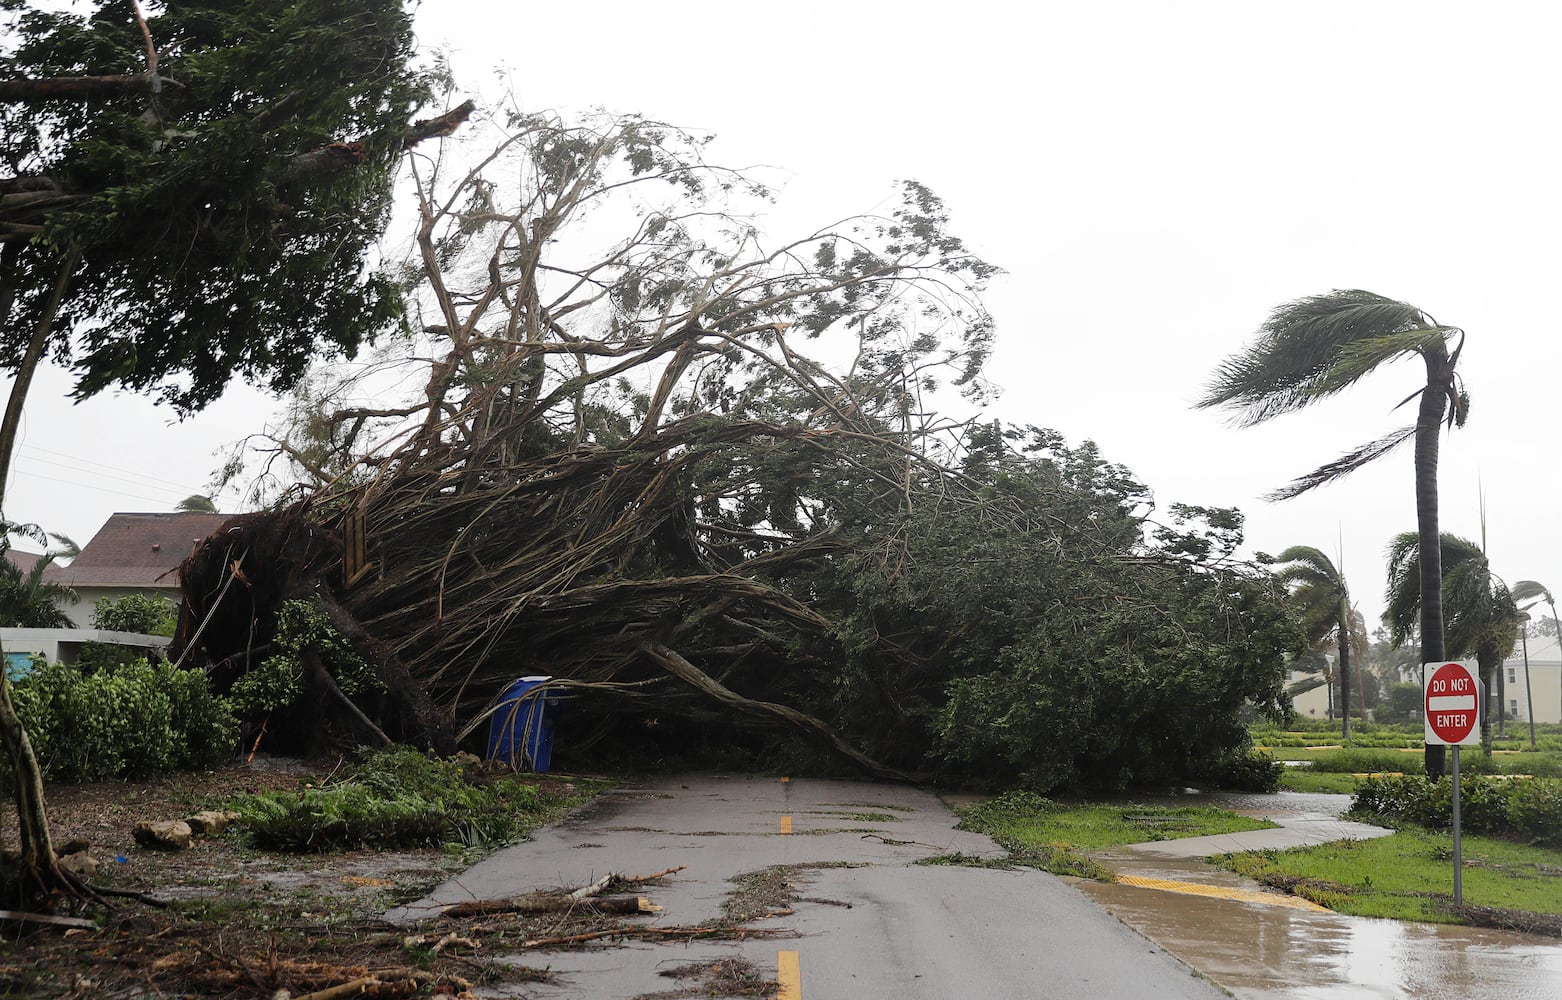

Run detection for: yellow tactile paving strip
[[1114, 874, 1331, 912]]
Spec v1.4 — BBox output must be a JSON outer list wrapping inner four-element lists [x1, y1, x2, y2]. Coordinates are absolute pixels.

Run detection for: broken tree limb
[[303, 651, 392, 746], [441, 893, 660, 919], [0, 909, 96, 931], [621, 865, 687, 884], [289, 977, 417, 1000], [638, 640, 913, 782], [568, 872, 615, 900], [519, 925, 790, 949]]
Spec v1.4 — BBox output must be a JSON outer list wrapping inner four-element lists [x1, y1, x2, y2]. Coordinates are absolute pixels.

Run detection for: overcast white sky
[[6, 1, 1560, 630]]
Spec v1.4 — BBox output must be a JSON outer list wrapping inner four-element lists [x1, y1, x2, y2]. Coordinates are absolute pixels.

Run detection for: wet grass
[[1277, 770, 1362, 794], [997, 804, 1277, 850], [949, 795, 1275, 881], [1213, 828, 1562, 931]]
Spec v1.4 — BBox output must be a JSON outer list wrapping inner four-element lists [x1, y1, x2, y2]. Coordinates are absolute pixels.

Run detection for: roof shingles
[[44, 512, 227, 588]]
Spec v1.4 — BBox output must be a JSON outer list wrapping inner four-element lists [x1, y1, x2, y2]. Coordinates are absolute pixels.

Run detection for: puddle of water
[[1082, 875, 1562, 999], [1082, 789, 1562, 998]]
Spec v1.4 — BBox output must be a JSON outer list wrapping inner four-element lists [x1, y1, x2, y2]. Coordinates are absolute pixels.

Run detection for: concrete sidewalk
[[1111, 813, 1392, 860]]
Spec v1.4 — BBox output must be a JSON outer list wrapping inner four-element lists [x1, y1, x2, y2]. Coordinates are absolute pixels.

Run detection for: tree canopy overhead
[[0, 0, 434, 411]]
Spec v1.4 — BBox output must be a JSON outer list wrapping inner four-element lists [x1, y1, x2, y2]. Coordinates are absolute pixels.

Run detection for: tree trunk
[[1337, 602, 1352, 740], [0, 671, 64, 908], [1495, 651, 1506, 739], [1416, 349, 1450, 779], [0, 250, 78, 908], [299, 583, 456, 754], [1477, 652, 1494, 756], [1553, 600, 1562, 724], [0, 73, 164, 101], [1521, 629, 1537, 748]]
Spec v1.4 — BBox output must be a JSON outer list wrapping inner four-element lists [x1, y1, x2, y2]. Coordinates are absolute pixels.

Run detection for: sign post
[[1424, 660, 1481, 905]]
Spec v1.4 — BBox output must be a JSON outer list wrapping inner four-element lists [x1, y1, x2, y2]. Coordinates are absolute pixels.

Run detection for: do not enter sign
[[1424, 661, 1481, 746]]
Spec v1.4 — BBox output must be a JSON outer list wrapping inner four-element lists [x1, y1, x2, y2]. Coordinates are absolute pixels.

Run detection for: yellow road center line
[[1115, 874, 1330, 912], [777, 950, 801, 1000], [780, 815, 792, 834]]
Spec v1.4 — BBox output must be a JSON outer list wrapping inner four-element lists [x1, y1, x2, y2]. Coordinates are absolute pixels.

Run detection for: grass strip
[[1212, 828, 1562, 933], [943, 792, 1276, 880]]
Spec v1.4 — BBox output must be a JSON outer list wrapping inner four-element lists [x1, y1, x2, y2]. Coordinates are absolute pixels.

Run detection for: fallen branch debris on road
[[439, 866, 687, 918]]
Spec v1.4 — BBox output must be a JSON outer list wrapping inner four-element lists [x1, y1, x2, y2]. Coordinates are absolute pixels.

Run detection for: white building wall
[[1504, 635, 1561, 725]]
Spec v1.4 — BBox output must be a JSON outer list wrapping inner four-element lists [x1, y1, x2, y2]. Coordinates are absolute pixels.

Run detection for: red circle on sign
[[1425, 662, 1478, 744]]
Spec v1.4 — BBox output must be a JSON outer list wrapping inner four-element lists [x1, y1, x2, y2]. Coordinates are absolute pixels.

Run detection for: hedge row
[[10, 659, 237, 783], [1351, 774, 1562, 849]]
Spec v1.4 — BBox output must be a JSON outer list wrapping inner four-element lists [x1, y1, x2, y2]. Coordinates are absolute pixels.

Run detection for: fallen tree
[[180, 106, 1297, 785]]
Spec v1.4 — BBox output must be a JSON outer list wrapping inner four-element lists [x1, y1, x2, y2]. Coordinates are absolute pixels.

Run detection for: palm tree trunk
[[1495, 653, 1506, 738], [1521, 629, 1536, 749], [1550, 598, 1562, 725], [1416, 350, 1450, 778], [1477, 651, 1494, 756], [1337, 602, 1352, 740]]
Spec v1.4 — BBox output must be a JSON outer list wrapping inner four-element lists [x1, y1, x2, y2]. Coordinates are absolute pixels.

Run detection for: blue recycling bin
[[485, 676, 559, 771]]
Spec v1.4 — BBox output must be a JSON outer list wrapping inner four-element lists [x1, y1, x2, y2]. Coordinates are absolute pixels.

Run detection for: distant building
[[43, 512, 227, 627], [2, 626, 171, 676], [1502, 634, 1562, 726]]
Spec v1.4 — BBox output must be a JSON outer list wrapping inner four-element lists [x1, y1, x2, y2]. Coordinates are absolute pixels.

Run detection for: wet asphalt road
[[391, 777, 1562, 998], [1080, 789, 1562, 1000], [390, 774, 1228, 998]]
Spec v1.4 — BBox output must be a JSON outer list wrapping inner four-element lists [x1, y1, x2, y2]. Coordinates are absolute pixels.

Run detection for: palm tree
[[1199, 290, 1468, 776], [1511, 580, 1559, 743], [1274, 545, 1356, 737], [175, 494, 217, 513], [1384, 532, 1520, 756], [0, 552, 77, 629]]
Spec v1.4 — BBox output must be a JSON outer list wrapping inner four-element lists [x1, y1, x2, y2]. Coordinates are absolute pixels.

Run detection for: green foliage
[[227, 599, 381, 717], [1196, 289, 1463, 501], [1352, 774, 1562, 848], [233, 747, 563, 852], [0, 547, 75, 627], [1505, 780, 1562, 848], [0, 0, 430, 411], [227, 653, 305, 715], [89, 592, 177, 636], [957, 790, 1056, 828], [1305, 748, 1419, 773], [824, 430, 1300, 792], [1193, 748, 1283, 792], [1376, 682, 1424, 725], [9, 658, 236, 782]]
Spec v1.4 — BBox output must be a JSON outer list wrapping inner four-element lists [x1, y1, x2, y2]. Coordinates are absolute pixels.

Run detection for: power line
[[16, 443, 211, 496], [8, 469, 192, 507]]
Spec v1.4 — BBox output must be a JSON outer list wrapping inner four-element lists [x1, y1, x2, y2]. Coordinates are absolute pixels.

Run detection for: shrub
[[241, 784, 449, 852], [1306, 748, 1413, 774], [957, 789, 1055, 830], [1351, 774, 1562, 845], [1506, 780, 1562, 848], [1194, 748, 1282, 792], [11, 659, 237, 783], [234, 747, 549, 852], [226, 599, 382, 717], [90, 593, 178, 636]]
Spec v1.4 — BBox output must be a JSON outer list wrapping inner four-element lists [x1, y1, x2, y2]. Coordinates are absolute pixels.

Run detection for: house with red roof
[[43, 511, 227, 627]]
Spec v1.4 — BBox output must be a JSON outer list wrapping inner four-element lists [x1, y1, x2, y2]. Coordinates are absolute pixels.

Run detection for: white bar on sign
[[1428, 695, 1476, 712]]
